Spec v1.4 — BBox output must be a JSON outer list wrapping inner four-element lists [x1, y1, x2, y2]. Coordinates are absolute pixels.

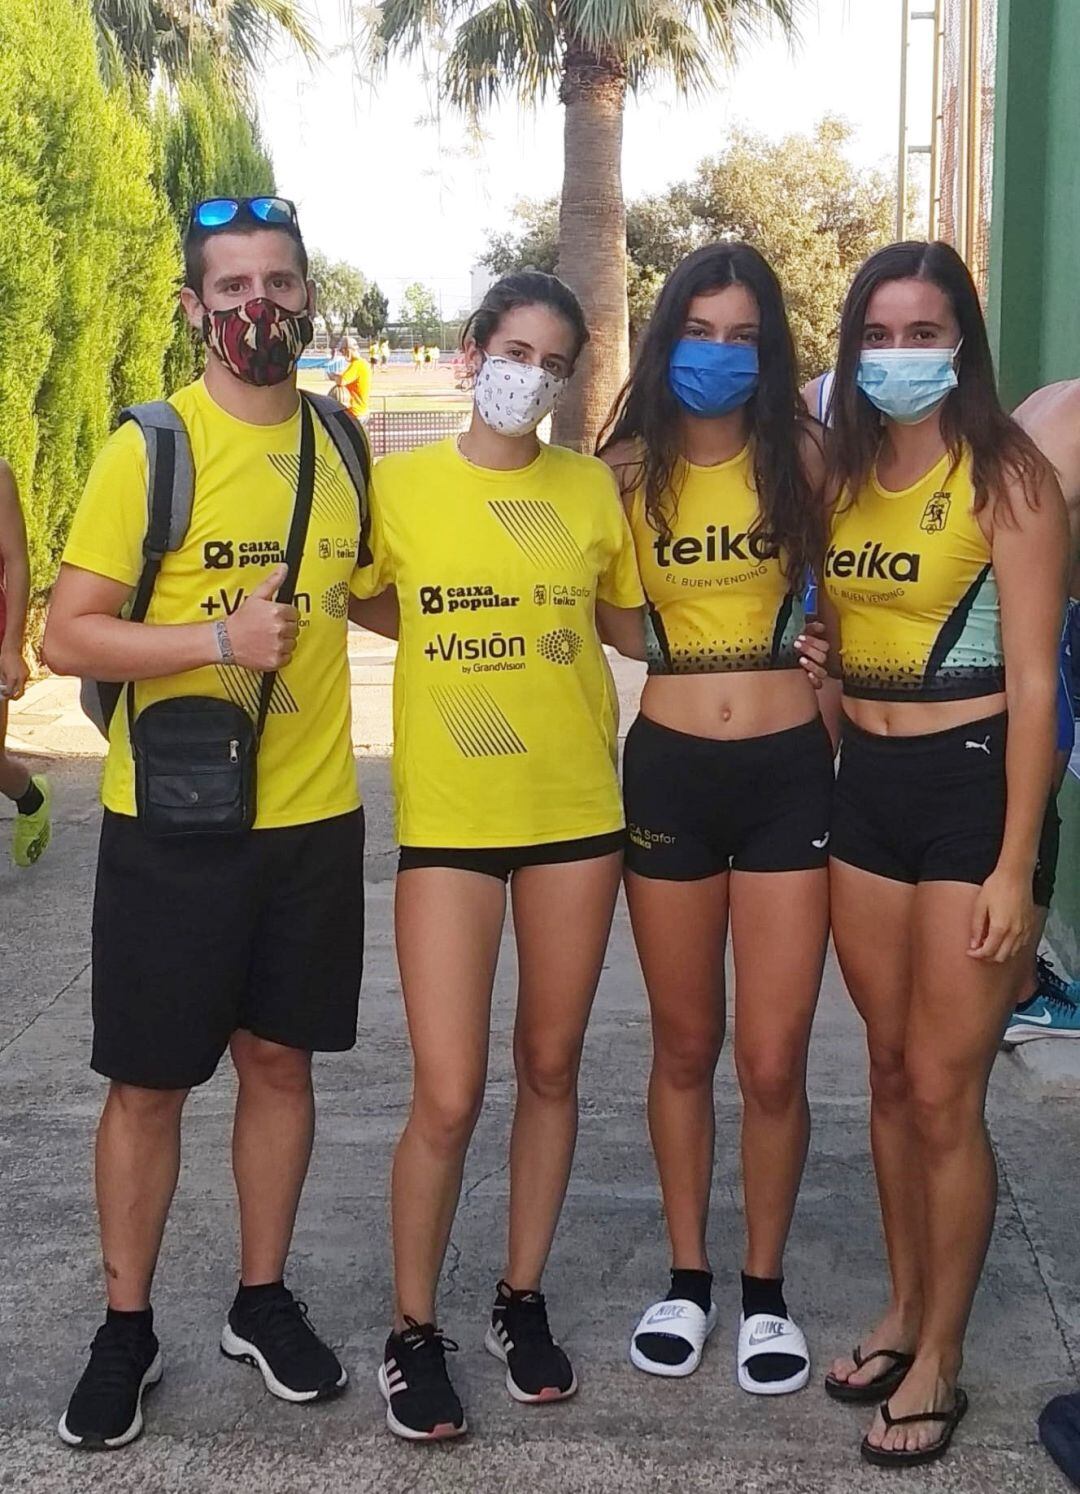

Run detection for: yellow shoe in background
[[12, 773, 51, 867]]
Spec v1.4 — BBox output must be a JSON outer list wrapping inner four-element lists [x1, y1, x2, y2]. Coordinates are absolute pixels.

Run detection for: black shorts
[[622, 713, 835, 880], [397, 830, 624, 881], [832, 713, 1059, 907], [92, 808, 365, 1089]]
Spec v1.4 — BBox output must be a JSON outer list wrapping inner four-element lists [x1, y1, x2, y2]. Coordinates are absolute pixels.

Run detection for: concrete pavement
[[2, 655, 1080, 1492]]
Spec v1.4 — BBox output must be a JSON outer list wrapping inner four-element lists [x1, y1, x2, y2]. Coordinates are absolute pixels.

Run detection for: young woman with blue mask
[[599, 242, 832, 1394], [819, 242, 1067, 1468]]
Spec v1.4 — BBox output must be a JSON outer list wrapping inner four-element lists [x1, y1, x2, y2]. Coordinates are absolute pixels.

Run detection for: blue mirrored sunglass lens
[[249, 197, 294, 225], [196, 199, 239, 228]]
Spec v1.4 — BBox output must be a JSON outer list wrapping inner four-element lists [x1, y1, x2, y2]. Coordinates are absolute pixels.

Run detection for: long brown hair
[[597, 243, 821, 588], [829, 241, 1047, 517]]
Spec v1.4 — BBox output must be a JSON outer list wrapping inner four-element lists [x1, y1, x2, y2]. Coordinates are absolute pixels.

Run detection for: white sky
[[258, 0, 926, 318]]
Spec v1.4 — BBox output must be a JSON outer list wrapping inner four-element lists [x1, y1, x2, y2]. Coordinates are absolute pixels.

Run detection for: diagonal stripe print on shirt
[[488, 500, 587, 572], [429, 684, 528, 757]]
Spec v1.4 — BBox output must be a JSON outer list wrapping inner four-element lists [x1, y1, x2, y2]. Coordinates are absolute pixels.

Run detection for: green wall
[[989, 0, 1080, 408]]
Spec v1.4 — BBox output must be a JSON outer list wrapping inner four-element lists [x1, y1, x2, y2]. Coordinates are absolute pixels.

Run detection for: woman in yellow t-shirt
[[357, 271, 644, 1441], [598, 243, 832, 1395], [819, 243, 1065, 1468]]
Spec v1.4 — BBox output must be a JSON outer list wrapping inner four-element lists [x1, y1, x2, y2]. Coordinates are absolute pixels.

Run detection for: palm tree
[[370, 0, 802, 449], [92, 0, 319, 96]]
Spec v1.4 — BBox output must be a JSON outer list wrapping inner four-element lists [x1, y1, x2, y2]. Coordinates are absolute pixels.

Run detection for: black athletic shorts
[[92, 808, 365, 1089], [832, 713, 1059, 907], [398, 830, 624, 881], [622, 713, 835, 880]]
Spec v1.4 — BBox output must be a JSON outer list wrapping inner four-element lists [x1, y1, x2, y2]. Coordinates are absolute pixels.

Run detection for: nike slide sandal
[[737, 1312, 810, 1396], [630, 1298, 718, 1378]]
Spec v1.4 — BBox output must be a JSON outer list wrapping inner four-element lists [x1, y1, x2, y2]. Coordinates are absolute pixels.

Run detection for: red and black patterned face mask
[[201, 297, 313, 386]]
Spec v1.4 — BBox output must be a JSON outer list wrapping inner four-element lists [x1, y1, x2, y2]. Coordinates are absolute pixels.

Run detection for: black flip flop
[[860, 1387, 969, 1468], [824, 1346, 914, 1404]]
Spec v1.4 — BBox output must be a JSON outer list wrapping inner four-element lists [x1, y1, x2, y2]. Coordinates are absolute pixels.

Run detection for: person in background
[[1001, 377, 1080, 1042], [0, 458, 51, 866], [380, 339, 391, 367], [331, 335, 372, 421], [412, 343, 423, 374], [369, 340, 379, 370]]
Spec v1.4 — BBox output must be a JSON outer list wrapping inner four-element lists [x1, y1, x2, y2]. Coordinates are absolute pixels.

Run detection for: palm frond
[[228, 0, 321, 62], [443, 0, 561, 110], [558, 0, 802, 73], [558, 0, 654, 57], [686, 0, 803, 67], [368, 0, 450, 62], [625, 15, 713, 93]]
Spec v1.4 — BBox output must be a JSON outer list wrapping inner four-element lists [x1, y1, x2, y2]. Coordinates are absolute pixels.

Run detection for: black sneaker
[[58, 1314, 163, 1449], [378, 1319, 466, 1441], [220, 1284, 346, 1402], [485, 1280, 577, 1403]]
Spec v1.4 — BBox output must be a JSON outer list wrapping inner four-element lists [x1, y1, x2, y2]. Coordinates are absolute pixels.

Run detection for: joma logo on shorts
[[824, 542, 921, 583]]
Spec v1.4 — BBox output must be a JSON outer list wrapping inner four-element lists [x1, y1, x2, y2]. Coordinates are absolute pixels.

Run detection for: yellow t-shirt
[[64, 379, 366, 828], [341, 357, 371, 417], [354, 437, 645, 847]]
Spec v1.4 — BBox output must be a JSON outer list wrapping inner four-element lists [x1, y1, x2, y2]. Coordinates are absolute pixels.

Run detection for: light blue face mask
[[856, 345, 961, 425], [669, 339, 759, 417]]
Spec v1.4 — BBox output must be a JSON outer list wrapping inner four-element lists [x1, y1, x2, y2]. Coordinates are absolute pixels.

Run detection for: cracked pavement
[[2, 752, 1079, 1493]]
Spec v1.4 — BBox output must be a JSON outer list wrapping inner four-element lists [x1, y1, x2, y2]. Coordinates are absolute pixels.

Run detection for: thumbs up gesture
[[223, 564, 299, 670]]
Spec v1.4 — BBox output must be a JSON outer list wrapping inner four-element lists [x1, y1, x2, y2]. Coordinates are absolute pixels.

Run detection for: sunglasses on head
[[190, 196, 299, 231]]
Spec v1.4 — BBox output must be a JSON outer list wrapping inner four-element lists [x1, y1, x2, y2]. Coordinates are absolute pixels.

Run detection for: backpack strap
[[118, 402, 195, 611], [303, 391, 372, 544], [92, 403, 194, 732]]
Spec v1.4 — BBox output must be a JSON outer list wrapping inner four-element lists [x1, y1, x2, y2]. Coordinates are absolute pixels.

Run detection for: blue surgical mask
[[856, 345, 961, 425], [669, 340, 759, 417]]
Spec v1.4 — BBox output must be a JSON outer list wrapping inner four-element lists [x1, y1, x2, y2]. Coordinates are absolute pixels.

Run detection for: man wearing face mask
[[44, 197, 374, 1450]]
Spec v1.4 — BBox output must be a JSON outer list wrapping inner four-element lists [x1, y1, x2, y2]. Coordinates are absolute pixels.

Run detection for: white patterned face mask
[[474, 354, 565, 436]]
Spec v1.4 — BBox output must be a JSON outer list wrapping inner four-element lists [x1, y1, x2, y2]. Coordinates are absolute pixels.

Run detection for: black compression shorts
[[831, 713, 1059, 907], [622, 713, 835, 880], [398, 830, 624, 881]]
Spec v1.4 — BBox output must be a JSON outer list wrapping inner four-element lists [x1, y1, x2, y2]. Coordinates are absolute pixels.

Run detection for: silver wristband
[[214, 617, 236, 666]]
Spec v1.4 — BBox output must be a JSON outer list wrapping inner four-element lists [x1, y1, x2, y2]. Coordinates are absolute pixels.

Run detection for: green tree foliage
[[0, 0, 178, 600], [310, 251, 368, 338], [356, 283, 390, 338], [481, 120, 893, 380], [401, 283, 442, 341], [155, 67, 276, 389]]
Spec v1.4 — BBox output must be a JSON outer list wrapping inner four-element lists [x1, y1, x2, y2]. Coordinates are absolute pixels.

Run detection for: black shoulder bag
[[129, 397, 316, 838]]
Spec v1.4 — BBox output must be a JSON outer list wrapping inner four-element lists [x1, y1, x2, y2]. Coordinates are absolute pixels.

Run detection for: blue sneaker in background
[[1003, 955, 1080, 1046]]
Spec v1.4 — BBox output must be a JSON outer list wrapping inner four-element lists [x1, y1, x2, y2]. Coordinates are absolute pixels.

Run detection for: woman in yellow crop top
[[818, 242, 1067, 1468], [355, 272, 645, 1440], [599, 243, 833, 1394]]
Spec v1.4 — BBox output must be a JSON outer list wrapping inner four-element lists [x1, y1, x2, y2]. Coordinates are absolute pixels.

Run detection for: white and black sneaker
[[58, 1311, 163, 1449], [378, 1319, 466, 1440], [485, 1280, 577, 1403], [220, 1283, 347, 1402]]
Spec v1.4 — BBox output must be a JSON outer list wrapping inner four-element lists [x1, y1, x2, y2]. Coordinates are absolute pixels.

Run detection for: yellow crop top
[[824, 446, 1004, 701], [628, 444, 806, 675]]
